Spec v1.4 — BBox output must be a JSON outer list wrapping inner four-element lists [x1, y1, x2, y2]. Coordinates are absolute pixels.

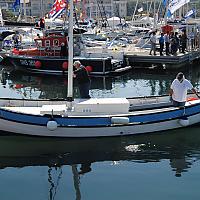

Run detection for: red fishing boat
[[3, 28, 126, 76]]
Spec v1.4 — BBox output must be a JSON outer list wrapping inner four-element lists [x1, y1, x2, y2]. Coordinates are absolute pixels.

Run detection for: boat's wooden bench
[[129, 101, 173, 111]]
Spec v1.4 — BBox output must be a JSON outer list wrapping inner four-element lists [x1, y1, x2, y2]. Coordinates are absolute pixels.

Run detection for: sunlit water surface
[[0, 64, 200, 199]]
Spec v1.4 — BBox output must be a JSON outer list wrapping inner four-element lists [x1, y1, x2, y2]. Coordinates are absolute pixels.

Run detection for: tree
[[2, 9, 18, 22]]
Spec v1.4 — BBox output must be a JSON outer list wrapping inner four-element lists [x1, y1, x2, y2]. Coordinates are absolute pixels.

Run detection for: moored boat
[[0, 0, 199, 138], [2, 28, 128, 76], [0, 94, 199, 137]]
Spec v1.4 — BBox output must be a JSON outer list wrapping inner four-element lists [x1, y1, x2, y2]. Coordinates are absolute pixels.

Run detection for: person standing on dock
[[149, 32, 157, 56], [159, 33, 164, 56], [164, 32, 170, 56], [180, 30, 187, 54], [169, 72, 199, 107], [73, 61, 91, 99]]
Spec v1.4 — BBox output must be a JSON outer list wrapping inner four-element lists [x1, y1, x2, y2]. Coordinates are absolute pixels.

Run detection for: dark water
[[0, 64, 200, 199]]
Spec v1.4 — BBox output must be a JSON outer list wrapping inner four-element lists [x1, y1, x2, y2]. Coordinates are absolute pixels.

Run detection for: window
[[45, 40, 50, 47], [53, 40, 59, 46]]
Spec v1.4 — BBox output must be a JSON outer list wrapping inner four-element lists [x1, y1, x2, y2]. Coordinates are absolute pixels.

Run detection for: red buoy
[[62, 61, 68, 70], [14, 84, 24, 89], [85, 66, 93, 72], [35, 61, 42, 68]]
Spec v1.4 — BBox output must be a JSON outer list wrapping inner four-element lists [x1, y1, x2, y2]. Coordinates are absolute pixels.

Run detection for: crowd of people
[[149, 30, 200, 56]]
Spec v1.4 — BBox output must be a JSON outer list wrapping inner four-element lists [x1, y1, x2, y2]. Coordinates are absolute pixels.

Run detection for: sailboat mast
[[164, 0, 169, 25], [131, 0, 139, 24], [23, 0, 27, 22], [67, 0, 74, 100]]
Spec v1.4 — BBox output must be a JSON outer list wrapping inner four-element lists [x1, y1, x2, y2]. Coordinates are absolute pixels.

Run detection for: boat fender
[[179, 116, 189, 127], [47, 120, 58, 131], [111, 117, 129, 124], [35, 61, 42, 68], [62, 61, 68, 70], [85, 66, 93, 72]]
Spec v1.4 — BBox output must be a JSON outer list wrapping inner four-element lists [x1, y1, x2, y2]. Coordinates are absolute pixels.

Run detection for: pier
[[124, 48, 200, 69]]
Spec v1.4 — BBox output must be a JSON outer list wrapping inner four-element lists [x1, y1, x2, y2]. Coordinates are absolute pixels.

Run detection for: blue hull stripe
[[0, 104, 200, 127]]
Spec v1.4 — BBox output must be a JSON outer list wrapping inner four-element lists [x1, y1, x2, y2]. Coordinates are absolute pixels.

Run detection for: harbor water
[[0, 63, 200, 199]]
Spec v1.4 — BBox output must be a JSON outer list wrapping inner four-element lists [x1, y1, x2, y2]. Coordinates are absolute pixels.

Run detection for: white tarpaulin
[[107, 17, 125, 27]]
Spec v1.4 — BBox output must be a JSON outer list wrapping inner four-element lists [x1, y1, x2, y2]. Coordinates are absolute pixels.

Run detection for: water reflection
[[0, 68, 184, 99], [1, 63, 200, 99], [0, 127, 200, 178]]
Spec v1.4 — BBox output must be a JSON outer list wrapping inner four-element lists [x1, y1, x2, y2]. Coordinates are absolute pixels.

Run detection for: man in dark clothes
[[60, 42, 68, 57], [73, 61, 91, 98]]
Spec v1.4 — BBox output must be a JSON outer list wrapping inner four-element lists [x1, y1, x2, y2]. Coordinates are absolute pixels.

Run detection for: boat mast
[[72, 165, 81, 200], [67, 0, 74, 102], [131, 0, 139, 25], [0, 8, 3, 26], [164, 0, 169, 25], [23, 0, 27, 22]]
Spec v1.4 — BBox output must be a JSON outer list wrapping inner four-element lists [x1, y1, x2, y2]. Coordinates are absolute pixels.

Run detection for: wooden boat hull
[[0, 96, 199, 137]]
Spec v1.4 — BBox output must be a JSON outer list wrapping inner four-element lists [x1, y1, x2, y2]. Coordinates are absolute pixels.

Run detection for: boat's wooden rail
[[0, 93, 198, 113], [0, 99, 68, 107], [128, 96, 173, 111]]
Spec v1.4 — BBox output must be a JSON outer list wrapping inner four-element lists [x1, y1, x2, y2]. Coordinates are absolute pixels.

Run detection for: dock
[[124, 47, 200, 69]]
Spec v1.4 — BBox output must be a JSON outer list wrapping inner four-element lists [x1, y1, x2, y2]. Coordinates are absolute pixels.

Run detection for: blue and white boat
[[0, 0, 199, 137], [0, 95, 199, 137]]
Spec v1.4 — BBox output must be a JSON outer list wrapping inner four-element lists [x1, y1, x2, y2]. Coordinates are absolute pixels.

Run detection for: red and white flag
[[49, 0, 67, 20]]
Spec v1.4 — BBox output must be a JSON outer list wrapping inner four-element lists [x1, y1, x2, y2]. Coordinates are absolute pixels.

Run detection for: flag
[[49, 0, 67, 20], [184, 9, 195, 19], [163, 0, 167, 6], [167, 9, 172, 18], [168, 0, 190, 14], [13, 0, 20, 11]]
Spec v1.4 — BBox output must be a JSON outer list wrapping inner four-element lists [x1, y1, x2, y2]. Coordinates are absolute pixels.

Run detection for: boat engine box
[[74, 98, 129, 114]]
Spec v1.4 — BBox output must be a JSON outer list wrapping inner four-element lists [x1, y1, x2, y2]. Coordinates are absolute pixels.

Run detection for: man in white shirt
[[169, 72, 199, 107]]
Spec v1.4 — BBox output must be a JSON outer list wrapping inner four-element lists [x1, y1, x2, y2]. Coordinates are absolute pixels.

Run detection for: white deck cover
[[74, 98, 129, 114]]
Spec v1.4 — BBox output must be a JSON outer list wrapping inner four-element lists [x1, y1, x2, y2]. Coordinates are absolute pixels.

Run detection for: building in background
[[0, 0, 127, 19], [30, 0, 54, 18], [0, 0, 15, 10], [83, 0, 127, 20]]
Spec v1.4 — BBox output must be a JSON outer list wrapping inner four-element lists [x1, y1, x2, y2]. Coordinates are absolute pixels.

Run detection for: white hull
[[0, 96, 199, 137], [0, 112, 199, 137]]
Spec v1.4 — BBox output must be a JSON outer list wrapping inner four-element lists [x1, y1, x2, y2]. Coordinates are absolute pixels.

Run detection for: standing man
[[180, 30, 187, 53], [169, 72, 199, 107], [149, 32, 157, 56], [73, 61, 91, 99], [159, 32, 164, 56], [164, 32, 170, 56]]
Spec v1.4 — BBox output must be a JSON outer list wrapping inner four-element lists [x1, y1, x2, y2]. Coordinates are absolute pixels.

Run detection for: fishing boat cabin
[[12, 28, 84, 57]]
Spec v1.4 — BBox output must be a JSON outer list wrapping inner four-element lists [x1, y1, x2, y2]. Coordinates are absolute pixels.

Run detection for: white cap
[[73, 60, 81, 66]]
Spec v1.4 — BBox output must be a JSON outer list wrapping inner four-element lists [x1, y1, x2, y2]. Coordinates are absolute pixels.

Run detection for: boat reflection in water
[[1, 65, 200, 100], [0, 68, 176, 99], [0, 70, 114, 99], [0, 126, 199, 178]]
